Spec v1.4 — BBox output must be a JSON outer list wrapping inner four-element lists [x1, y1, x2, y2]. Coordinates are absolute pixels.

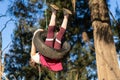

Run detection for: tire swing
[[33, 30, 71, 60]]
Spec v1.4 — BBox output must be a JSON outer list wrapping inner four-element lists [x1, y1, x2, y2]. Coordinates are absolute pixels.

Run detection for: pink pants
[[40, 26, 66, 71]]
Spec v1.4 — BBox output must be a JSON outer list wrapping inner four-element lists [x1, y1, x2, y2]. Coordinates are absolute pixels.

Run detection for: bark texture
[[89, 0, 120, 80]]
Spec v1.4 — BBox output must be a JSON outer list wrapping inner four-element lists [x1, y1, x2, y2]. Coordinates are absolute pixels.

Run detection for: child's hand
[[31, 53, 40, 64], [29, 58, 38, 68]]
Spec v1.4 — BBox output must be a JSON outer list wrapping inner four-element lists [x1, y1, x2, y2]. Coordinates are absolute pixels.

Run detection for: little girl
[[30, 4, 72, 71]]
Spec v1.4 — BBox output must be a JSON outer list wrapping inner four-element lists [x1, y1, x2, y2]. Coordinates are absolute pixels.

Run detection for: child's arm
[[31, 29, 44, 57], [30, 41, 36, 57], [30, 29, 44, 64], [30, 40, 40, 64]]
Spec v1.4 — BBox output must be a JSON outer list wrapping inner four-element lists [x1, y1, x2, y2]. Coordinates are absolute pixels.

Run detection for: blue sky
[[0, 0, 120, 64], [0, 0, 15, 53]]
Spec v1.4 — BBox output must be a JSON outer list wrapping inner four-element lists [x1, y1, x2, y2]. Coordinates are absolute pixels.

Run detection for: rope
[[45, 10, 48, 29], [38, 64, 41, 80], [71, 0, 76, 12], [37, 0, 48, 79], [44, 0, 48, 30]]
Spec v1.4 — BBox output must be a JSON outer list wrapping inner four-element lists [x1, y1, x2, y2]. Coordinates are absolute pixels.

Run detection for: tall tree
[[0, 32, 2, 80], [89, 0, 120, 80], [4, 0, 44, 79], [5, 0, 97, 80], [41, 0, 96, 80], [114, 2, 120, 58]]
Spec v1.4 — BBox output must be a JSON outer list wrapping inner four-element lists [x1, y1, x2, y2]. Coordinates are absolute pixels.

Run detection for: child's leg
[[45, 4, 59, 48], [54, 27, 66, 50], [54, 8, 71, 49]]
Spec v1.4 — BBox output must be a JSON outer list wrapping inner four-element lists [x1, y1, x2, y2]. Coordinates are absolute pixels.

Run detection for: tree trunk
[[0, 32, 2, 80], [0, 59, 1, 80], [89, 0, 120, 80]]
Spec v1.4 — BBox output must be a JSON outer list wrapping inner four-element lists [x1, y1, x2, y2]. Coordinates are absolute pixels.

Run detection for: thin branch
[[0, 14, 6, 18], [0, 5, 10, 18], [0, 18, 14, 32], [0, 71, 9, 80], [2, 41, 12, 53], [10, 74, 17, 80], [109, 10, 118, 24]]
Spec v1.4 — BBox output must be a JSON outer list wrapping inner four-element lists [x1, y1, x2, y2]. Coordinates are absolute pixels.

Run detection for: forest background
[[0, 0, 120, 80]]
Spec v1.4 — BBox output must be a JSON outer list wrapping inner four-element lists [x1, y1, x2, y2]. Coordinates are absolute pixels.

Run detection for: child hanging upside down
[[30, 4, 72, 72]]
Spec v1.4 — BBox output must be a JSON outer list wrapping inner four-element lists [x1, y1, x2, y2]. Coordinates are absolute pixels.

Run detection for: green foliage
[[4, 0, 45, 79], [5, 0, 98, 80]]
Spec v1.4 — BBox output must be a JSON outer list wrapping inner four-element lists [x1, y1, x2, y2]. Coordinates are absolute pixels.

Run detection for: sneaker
[[50, 4, 59, 11], [63, 8, 72, 15]]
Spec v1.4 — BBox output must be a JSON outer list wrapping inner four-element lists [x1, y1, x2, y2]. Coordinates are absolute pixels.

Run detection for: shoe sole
[[63, 8, 72, 14], [50, 4, 59, 10]]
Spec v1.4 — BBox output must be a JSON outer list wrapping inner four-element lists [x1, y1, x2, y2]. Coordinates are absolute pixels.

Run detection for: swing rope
[[44, 0, 48, 30], [45, 11, 48, 29], [38, 64, 41, 80]]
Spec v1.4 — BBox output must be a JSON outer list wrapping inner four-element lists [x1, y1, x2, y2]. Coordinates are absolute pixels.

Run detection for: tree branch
[[0, 15, 6, 18], [0, 70, 9, 80], [0, 18, 14, 32], [2, 41, 12, 53]]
